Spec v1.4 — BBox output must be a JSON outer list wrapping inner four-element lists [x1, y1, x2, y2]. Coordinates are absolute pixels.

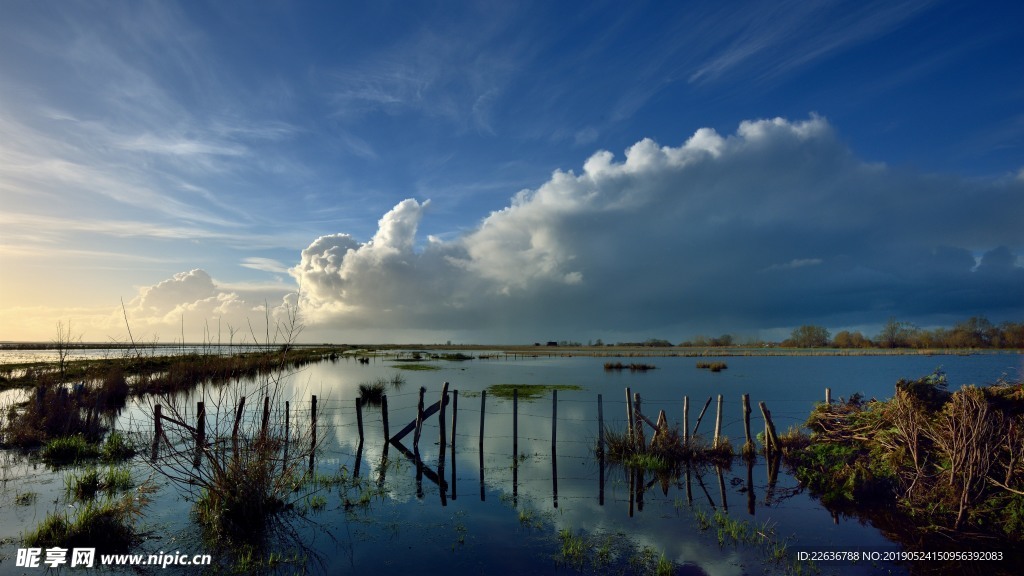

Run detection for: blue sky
[[1, 0, 1022, 344]]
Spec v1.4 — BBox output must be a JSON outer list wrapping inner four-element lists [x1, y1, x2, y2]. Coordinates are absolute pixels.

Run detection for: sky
[[1, 0, 1022, 345]]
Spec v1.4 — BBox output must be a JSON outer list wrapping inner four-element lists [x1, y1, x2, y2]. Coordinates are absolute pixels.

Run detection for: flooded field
[[1, 351, 1021, 574]]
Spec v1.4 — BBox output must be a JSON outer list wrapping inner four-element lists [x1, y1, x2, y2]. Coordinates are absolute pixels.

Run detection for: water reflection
[[3, 352, 1021, 574]]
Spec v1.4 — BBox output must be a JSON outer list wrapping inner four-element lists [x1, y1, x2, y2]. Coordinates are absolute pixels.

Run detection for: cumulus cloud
[[289, 115, 1023, 340], [117, 269, 293, 342]]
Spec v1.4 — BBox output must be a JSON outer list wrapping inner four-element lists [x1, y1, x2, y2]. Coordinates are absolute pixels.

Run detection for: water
[[1, 352, 1021, 574]]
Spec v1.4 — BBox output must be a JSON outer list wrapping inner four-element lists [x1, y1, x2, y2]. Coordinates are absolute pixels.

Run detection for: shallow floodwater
[[1, 352, 1021, 574]]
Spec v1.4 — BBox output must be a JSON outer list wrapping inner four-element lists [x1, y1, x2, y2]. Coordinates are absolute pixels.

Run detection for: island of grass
[[486, 384, 583, 400], [392, 363, 441, 371]]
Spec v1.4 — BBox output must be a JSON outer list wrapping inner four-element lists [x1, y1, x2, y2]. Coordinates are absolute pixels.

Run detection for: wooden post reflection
[[552, 390, 558, 508], [451, 390, 458, 501], [746, 456, 755, 516], [716, 465, 727, 512], [479, 391, 486, 502], [685, 462, 693, 506]]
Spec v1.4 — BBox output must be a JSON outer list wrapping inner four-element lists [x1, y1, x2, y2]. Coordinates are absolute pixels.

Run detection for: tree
[[52, 320, 81, 381], [877, 317, 917, 348], [789, 325, 830, 348]]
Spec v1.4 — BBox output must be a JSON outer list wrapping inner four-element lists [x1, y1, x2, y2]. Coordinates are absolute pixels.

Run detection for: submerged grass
[[603, 362, 657, 372], [392, 363, 440, 371], [486, 384, 583, 401]]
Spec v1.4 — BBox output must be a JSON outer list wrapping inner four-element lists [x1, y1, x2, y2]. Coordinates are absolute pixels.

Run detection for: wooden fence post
[[742, 394, 753, 455], [597, 394, 605, 456], [232, 396, 246, 458], [381, 394, 390, 443], [414, 387, 426, 452], [151, 404, 162, 462], [512, 388, 518, 460], [283, 400, 290, 464], [634, 393, 646, 453], [309, 394, 317, 473], [479, 391, 486, 456], [261, 396, 270, 442], [682, 395, 689, 446], [355, 397, 364, 446], [479, 390, 486, 502], [194, 401, 205, 468], [825, 387, 831, 405], [438, 382, 449, 454], [451, 389, 458, 450], [758, 401, 779, 454], [713, 394, 723, 449], [625, 387, 635, 447], [693, 396, 712, 437], [551, 389, 558, 451]]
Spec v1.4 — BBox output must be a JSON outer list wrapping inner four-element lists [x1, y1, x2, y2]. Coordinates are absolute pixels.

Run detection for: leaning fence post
[[758, 401, 779, 454], [414, 387, 426, 451], [693, 396, 712, 437]]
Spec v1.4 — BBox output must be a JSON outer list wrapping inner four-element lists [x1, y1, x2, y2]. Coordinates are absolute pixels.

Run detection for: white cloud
[[286, 115, 1023, 340], [241, 257, 290, 274]]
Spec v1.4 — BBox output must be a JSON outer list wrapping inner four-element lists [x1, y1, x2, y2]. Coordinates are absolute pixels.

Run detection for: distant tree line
[[826, 316, 1024, 349], [677, 316, 1024, 349]]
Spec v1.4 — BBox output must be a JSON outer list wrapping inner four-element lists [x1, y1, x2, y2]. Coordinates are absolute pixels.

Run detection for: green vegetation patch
[[392, 363, 440, 371], [486, 384, 583, 400], [42, 434, 101, 464]]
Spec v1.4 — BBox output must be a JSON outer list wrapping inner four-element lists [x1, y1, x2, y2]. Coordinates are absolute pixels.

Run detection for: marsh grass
[[100, 430, 137, 462], [696, 361, 728, 372], [24, 488, 151, 554], [603, 362, 657, 372], [790, 371, 1024, 542], [602, 426, 732, 468], [392, 363, 440, 371], [65, 465, 134, 500], [486, 384, 583, 401], [42, 434, 101, 464], [358, 379, 386, 405], [14, 491, 37, 506], [558, 528, 588, 569]]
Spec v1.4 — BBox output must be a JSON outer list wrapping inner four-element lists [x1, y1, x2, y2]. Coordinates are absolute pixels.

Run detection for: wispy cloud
[[240, 257, 291, 274], [688, 0, 934, 85]]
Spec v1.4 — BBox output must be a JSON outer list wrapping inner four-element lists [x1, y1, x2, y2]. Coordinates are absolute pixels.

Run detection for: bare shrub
[[926, 385, 1004, 529]]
